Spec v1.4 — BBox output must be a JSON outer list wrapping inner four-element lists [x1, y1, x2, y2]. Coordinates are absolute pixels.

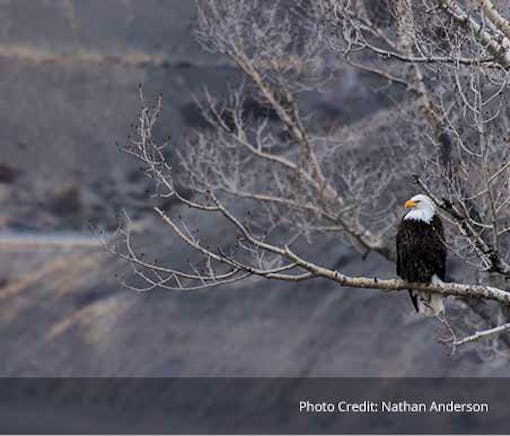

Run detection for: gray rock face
[[0, 0, 507, 378]]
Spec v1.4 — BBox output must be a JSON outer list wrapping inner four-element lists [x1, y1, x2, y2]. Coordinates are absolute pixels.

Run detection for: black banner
[[0, 378, 508, 434]]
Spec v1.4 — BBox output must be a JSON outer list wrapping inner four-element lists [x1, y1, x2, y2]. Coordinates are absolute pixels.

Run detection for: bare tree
[[107, 0, 510, 356]]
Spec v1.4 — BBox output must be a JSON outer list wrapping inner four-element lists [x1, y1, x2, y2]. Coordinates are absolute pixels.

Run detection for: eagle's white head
[[403, 194, 435, 223]]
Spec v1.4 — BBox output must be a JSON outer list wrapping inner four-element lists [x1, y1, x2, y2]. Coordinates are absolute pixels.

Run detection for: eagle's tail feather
[[408, 289, 419, 313], [410, 275, 445, 317]]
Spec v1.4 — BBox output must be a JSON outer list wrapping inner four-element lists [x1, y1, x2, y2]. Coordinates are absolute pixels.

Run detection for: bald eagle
[[396, 194, 446, 316]]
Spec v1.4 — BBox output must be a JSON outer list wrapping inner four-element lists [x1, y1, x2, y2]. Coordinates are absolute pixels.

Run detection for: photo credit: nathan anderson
[[299, 400, 489, 414]]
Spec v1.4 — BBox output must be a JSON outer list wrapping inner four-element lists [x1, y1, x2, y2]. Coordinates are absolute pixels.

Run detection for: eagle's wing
[[429, 215, 446, 281], [396, 216, 446, 283], [396, 224, 419, 312]]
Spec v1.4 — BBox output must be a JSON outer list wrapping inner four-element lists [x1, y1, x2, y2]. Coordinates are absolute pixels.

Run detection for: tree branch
[[452, 322, 510, 346], [148, 203, 510, 308], [438, 0, 510, 68], [476, 0, 510, 42]]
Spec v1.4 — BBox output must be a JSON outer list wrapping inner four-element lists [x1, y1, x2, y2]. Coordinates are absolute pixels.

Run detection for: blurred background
[[1, 0, 509, 377]]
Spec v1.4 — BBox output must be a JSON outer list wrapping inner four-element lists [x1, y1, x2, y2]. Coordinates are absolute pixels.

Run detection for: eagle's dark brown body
[[396, 215, 446, 312]]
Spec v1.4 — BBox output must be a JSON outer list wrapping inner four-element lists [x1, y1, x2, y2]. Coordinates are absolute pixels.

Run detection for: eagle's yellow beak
[[404, 199, 417, 209]]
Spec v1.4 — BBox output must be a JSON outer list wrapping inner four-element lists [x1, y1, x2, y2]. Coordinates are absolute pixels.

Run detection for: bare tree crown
[[107, 0, 510, 356]]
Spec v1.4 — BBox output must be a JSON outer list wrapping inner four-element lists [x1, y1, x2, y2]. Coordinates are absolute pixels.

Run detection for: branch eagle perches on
[[117, 199, 510, 310]]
